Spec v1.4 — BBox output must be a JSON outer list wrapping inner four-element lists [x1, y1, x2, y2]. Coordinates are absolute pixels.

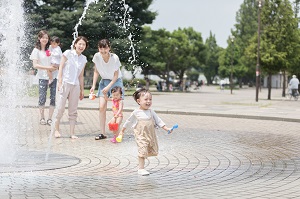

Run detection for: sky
[[148, 0, 244, 48]]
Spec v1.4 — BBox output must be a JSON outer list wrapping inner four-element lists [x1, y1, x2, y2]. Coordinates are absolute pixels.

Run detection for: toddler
[[119, 88, 172, 176], [48, 36, 62, 85], [103, 86, 124, 143]]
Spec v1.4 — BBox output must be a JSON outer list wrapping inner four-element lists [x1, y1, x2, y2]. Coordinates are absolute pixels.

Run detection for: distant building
[[263, 73, 287, 88]]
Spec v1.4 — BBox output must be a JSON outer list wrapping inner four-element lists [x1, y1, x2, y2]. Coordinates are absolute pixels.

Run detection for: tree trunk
[[282, 71, 286, 97], [267, 73, 272, 100], [239, 78, 242, 88], [165, 64, 170, 92], [297, 73, 300, 93]]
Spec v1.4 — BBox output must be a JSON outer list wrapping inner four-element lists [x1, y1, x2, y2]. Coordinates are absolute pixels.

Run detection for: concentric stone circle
[[1, 109, 300, 199], [0, 151, 80, 173]]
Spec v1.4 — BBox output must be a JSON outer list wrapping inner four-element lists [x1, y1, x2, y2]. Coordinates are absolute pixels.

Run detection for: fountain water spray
[[71, 0, 99, 48], [46, 0, 100, 161], [45, 0, 138, 160], [0, 0, 27, 164], [121, 0, 138, 75]]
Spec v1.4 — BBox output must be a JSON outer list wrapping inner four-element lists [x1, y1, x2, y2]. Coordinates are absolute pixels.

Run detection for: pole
[[256, 1, 261, 102], [230, 39, 234, 94]]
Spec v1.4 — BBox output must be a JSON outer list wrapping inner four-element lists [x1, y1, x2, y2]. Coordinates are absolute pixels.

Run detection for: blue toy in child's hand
[[168, 124, 178, 134]]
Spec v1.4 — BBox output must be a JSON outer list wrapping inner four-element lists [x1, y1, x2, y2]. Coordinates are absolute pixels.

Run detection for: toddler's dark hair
[[51, 36, 62, 47], [133, 88, 151, 104], [51, 36, 60, 44], [111, 86, 123, 94]]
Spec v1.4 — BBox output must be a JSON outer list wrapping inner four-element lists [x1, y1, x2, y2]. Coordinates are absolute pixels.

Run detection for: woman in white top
[[54, 36, 88, 139], [30, 30, 57, 126], [90, 39, 124, 140]]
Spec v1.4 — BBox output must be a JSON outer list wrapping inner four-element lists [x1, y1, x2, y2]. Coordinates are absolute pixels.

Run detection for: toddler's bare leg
[[138, 157, 145, 169]]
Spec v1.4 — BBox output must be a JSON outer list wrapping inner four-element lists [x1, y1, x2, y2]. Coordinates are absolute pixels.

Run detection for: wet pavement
[[1, 86, 300, 199]]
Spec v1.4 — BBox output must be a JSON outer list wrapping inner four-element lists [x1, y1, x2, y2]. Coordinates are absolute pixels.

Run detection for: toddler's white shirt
[[50, 46, 62, 65], [122, 109, 166, 129]]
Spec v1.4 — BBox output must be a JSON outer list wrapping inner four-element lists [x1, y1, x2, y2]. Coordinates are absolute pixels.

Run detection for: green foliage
[[228, 0, 258, 84], [24, 0, 156, 70], [186, 70, 199, 82], [260, 0, 299, 74], [138, 26, 206, 89], [203, 32, 220, 84]]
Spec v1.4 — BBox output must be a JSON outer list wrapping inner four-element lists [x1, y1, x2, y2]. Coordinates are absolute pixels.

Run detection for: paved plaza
[[1, 86, 300, 199]]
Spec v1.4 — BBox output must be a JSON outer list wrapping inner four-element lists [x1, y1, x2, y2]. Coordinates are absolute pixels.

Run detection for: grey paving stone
[[2, 88, 300, 198]]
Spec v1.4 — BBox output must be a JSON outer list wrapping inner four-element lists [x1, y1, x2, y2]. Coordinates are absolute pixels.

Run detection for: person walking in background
[[199, 80, 203, 89], [289, 75, 299, 96], [104, 86, 124, 143], [54, 36, 88, 139], [119, 88, 173, 176], [220, 79, 225, 91], [47, 36, 62, 85], [90, 39, 124, 140], [30, 30, 57, 126]]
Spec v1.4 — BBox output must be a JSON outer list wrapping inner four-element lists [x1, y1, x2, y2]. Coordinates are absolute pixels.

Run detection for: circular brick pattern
[[0, 151, 80, 173], [1, 109, 300, 199]]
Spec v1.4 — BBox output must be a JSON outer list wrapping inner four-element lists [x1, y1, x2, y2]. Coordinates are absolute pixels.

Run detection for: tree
[[139, 27, 205, 90], [246, 0, 299, 99], [289, 0, 300, 93], [218, 37, 238, 91], [172, 28, 205, 85], [23, 0, 156, 70], [231, 0, 258, 87], [203, 32, 220, 85]]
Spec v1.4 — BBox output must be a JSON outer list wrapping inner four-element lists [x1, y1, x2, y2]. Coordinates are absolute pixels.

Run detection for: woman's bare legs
[[48, 106, 55, 121], [54, 120, 61, 138], [39, 106, 45, 120], [70, 121, 78, 139], [99, 96, 107, 136]]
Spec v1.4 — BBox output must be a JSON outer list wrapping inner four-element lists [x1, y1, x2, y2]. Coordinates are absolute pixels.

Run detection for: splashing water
[[121, 0, 138, 72], [45, 0, 139, 160], [0, 0, 27, 163], [122, 0, 129, 29], [47, 0, 100, 161], [71, 0, 99, 48], [71, 0, 137, 67]]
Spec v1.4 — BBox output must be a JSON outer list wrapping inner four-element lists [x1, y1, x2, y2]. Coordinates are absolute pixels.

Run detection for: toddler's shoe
[[110, 136, 117, 143], [138, 169, 150, 176]]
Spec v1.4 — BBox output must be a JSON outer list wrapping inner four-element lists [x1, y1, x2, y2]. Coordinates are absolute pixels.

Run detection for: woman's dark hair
[[111, 86, 123, 95], [35, 30, 50, 50], [133, 88, 151, 104], [98, 39, 111, 48], [73, 36, 89, 50]]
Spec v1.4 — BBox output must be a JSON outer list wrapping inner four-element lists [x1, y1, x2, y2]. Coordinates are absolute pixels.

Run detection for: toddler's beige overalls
[[134, 116, 158, 158]]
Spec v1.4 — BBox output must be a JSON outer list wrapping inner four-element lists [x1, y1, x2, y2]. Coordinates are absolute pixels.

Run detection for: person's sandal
[[40, 118, 46, 125], [47, 119, 52, 126], [95, 134, 107, 140], [70, 135, 78, 139]]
